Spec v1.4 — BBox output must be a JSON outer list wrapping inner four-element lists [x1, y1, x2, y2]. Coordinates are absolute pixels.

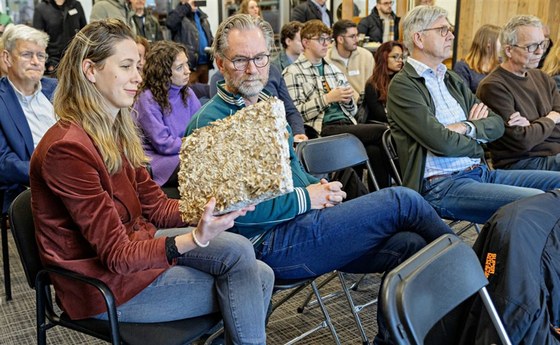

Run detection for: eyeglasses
[[223, 54, 270, 71], [342, 34, 359, 40], [388, 54, 407, 61], [511, 39, 550, 53], [17, 51, 48, 62], [380, 1, 394, 5], [419, 25, 454, 37], [308, 36, 334, 45]]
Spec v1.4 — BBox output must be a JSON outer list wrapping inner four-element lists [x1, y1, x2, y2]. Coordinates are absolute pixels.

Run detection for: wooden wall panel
[[455, 0, 560, 61]]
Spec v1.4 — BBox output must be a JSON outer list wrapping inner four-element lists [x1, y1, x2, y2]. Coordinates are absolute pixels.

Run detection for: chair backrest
[[381, 234, 510, 345], [9, 189, 41, 289], [381, 128, 403, 186], [295, 133, 379, 191]]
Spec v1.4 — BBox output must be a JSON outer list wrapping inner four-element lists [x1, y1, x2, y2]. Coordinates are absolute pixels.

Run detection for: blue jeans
[[505, 154, 560, 171], [254, 187, 453, 345], [95, 231, 274, 345], [422, 164, 560, 224]]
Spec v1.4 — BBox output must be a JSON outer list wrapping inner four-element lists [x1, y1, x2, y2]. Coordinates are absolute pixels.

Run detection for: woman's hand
[[175, 198, 254, 252]]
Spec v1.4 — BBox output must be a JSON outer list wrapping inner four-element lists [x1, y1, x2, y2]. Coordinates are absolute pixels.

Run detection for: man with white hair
[[477, 15, 560, 171], [386, 6, 560, 225], [0, 25, 57, 212]]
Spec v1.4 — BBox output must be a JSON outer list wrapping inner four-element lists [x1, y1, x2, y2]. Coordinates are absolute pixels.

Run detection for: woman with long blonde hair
[[29, 19, 272, 344], [453, 24, 501, 93], [542, 41, 560, 91]]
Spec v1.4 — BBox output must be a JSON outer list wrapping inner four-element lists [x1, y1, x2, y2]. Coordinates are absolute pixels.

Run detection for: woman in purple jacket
[[133, 40, 201, 186]]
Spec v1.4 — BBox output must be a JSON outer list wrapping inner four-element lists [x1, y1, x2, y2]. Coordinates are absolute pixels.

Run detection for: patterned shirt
[[283, 54, 357, 134], [407, 57, 480, 177]]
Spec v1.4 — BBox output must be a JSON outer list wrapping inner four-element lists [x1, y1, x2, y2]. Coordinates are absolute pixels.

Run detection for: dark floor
[[0, 223, 477, 344]]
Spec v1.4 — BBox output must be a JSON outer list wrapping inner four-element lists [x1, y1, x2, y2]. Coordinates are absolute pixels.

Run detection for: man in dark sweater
[[478, 15, 560, 171]]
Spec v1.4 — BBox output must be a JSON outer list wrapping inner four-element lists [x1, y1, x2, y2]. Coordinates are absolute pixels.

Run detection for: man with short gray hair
[[477, 15, 560, 171], [0, 24, 57, 212], [387, 6, 560, 225]]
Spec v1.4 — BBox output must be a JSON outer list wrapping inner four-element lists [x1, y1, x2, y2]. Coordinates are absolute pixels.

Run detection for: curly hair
[[138, 40, 190, 115], [367, 41, 404, 103]]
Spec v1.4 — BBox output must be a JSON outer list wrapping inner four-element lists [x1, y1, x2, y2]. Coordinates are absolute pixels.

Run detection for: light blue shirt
[[407, 57, 480, 178], [9, 78, 57, 148]]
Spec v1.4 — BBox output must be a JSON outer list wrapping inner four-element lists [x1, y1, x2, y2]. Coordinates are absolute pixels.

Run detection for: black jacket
[[291, 0, 332, 26], [166, 3, 213, 71], [460, 190, 560, 344], [357, 7, 399, 43], [33, 0, 86, 72]]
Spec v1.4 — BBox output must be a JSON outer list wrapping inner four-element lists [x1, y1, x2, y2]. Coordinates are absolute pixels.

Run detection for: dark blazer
[[357, 7, 400, 43], [292, 0, 332, 25], [0, 77, 57, 212]]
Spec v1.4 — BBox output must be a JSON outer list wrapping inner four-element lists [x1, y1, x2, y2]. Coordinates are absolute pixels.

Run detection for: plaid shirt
[[283, 54, 357, 134], [407, 57, 480, 178]]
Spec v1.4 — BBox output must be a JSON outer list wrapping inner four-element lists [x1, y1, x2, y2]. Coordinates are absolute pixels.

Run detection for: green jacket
[[185, 82, 319, 240], [386, 62, 505, 192]]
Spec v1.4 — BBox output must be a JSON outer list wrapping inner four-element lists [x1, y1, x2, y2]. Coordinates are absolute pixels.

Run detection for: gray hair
[[212, 14, 274, 58], [402, 5, 448, 52], [2, 24, 49, 52], [500, 15, 542, 48]]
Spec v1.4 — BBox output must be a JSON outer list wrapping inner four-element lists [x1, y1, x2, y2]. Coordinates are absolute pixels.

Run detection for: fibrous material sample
[[178, 97, 294, 223]]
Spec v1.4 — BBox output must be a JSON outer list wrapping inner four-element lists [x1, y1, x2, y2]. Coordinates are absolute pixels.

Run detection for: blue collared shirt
[[407, 57, 480, 178], [310, 0, 330, 27], [8, 78, 56, 148]]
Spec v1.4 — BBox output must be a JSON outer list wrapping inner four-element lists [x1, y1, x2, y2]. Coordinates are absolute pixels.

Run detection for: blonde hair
[[238, 0, 260, 17], [54, 19, 148, 174], [542, 42, 560, 77], [464, 24, 501, 74]]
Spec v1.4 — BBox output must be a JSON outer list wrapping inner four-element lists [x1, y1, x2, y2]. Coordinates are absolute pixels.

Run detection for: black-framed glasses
[[223, 54, 270, 71], [511, 39, 550, 53], [17, 51, 48, 62], [308, 36, 334, 45], [420, 25, 454, 37], [388, 54, 407, 61]]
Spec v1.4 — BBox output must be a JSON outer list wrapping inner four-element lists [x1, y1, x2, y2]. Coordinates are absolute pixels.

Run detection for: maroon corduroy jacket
[[30, 121, 186, 319]]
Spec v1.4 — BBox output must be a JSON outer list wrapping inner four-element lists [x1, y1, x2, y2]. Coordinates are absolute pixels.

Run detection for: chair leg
[[338, 272, 372, 345], [1, 214, 11, 301], [310, 281, 341, 345]]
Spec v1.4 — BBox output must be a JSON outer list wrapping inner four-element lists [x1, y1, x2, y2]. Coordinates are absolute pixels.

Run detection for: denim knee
[[216, 232, 258, 271]]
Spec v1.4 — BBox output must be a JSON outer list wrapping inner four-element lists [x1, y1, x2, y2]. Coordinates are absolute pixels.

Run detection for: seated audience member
[[186, 14, 454, 344], [271, 21, 304, 72], [0, 25, 56, 213], [30, 19, 273, 344], [210, 64, 308, 142], [357, 0, 400, 44], [130, 0, 163, 42], [364, 40, 405, 123], [133, 40, 201, 186], [538, 23, 553, 69], [387, 6, 560, 225], [135, 35, 149, 73], [541, 39, 560, 91], [453, 24, 501, 94], [326, 19, 375, 105], [292, 0, 331, 27], [283, 19, 392, 187], [238, 0, 261, 18], [33, 0, 87, 76], [166, 0, 213, 84], [477, 15, 560, 171]]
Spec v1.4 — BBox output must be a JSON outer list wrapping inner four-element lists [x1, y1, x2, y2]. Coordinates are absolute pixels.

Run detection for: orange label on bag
[[484, 253, 497, 278]]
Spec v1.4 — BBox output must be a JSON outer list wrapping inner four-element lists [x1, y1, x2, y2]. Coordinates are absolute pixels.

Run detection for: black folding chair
[[1, 189, 11, 301], [295, 133, 382, 345], [381, 129, 480, 236], [9, 190, 220, 345], [381, 234, 511, 345]]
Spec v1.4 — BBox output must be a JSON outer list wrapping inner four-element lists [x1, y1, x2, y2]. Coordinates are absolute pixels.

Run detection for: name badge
[[348, 70, 360, 76], [68, 9, 78, 15]]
